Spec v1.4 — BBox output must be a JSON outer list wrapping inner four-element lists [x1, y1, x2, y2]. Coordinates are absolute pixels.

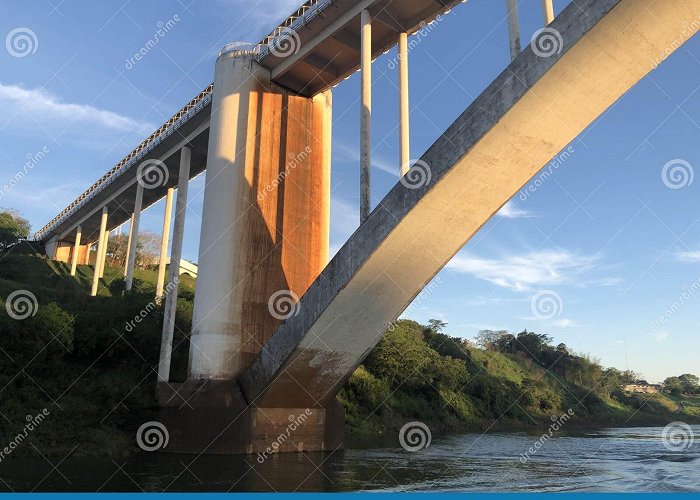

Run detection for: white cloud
[[0, 83, 154, 135], [446, 249, 602, 291], [550, 318, 580, 328], [334, 140, 397, 176], [497, 201, 534, 219], [676, 250, 700, 263]]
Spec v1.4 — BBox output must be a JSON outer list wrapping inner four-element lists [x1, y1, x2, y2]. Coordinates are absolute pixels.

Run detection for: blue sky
[[0, 0, 698, 382]]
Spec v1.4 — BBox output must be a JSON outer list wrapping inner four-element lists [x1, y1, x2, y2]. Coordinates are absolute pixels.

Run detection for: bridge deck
[[35, 0, 463, 243]]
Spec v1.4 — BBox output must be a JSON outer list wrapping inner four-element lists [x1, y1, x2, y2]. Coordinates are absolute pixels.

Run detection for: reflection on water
[[1, 426, 698, 492]]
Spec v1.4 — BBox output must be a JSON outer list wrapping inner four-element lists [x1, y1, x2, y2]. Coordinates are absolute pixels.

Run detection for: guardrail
[[34, 84, 214, 241]]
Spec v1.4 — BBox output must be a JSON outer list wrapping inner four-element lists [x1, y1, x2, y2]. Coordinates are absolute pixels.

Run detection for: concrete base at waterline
[[156, 381, 344, 455]]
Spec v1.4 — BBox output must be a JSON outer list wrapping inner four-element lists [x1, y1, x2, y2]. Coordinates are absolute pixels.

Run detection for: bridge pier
[[158, 47, 334, 454]]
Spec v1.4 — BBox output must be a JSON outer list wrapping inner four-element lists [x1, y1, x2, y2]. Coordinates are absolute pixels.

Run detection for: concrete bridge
[[36, 0, 699, 454]]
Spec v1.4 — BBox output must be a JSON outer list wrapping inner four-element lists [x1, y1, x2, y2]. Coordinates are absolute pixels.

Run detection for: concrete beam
[[158, 146, 191, 383], [90, 207, 108, 297], [241, 0, 700, 408], [125, 183, 144, 291], [398, 32, 410, 175], [155, 187, 174, 301], [70, 225, 82, 276], [360, 9, 372, 223]]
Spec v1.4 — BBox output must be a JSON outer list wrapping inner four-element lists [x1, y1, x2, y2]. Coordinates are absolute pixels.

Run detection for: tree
[[475, 330, 510, 351], [678, 374, 699, 394], [664, 376, 683, 395], [0, 209, 30, 248], [135, 232, 162, 268], [427, 319, 447, 335], [107, 233, 130, 268]]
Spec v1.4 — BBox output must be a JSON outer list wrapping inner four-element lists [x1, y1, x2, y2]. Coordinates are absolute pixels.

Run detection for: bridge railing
[[33, 84, 214, 241]]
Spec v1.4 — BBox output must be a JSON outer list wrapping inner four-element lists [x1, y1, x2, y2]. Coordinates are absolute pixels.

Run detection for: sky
[[0, 0, 698, 382]]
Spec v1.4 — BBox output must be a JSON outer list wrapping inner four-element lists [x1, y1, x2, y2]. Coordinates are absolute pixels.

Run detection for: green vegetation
[[0, 210, 30, 250], [339, 321, 700, 437], [0, 252, 195, 457], [0, 251, 697, 457]]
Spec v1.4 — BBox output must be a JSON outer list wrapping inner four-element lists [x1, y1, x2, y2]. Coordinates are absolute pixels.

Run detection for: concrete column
[[542, 0, 555, 25], [188, 49, 331, 380], [360, 9, 371, 222], [99, 230, 109, 278], [155, 188, 174, 301], [85, 243, 91, 265], [70, 225, 82, 276], [398, 32, 410, 176], [124, 213, 134, 277], [506, 0, 521, 61], [125, 183, 144, 291], [158, 146, 191, 383], [90, 207, 108, 297]]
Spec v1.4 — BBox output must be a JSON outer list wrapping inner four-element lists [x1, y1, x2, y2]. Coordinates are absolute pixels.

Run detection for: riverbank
[[0, 253, 698, 458]]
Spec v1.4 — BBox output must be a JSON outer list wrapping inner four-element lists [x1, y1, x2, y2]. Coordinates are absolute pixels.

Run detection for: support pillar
[[542, 0, 554, 25], [90, 207, 108, 297], [160, 46, 333, 455], [506, 0, 521, 61], [70, 225, 82, 276], [398, 32, 410, 176], [85, 243, 91, 265], [125, 183, 144, 291], [360, 9, 372, 222], [158, 146, 190, 383], [155, 188, 174, 301], [99, 230, 109, 278], [124, 213, 134, 277], [188, 48, 331, 380]]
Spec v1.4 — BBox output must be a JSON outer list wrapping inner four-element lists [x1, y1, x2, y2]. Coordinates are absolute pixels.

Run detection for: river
[[1, 426, 697, 492]]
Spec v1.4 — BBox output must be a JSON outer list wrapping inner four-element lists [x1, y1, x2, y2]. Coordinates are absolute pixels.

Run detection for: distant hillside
[[0, 253, 697, 457], [340, 320, 700, 439]]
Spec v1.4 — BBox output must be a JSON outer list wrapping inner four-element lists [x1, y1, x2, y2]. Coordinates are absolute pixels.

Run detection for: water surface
[[1, 426, 697, 492]]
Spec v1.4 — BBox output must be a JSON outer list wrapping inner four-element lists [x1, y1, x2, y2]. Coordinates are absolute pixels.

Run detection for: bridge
[[35, 0, 699, 454]]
